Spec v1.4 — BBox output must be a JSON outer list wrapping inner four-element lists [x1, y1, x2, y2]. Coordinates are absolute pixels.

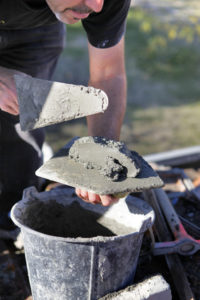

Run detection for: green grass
[[126, 9, 200, 80], [47, 6, 200, 155], [122, 102, 200, 154]]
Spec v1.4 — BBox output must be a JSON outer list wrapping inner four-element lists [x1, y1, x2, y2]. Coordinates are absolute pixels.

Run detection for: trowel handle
[[111, 192, 129, 199]]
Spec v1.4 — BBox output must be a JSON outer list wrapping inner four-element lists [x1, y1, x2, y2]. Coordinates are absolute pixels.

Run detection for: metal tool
[[152, 188, 200, 256], [36, 137, 164, 196], [143, 189, 195, 300], [179, 215, 200, 239], [14, 74, 108, 131]]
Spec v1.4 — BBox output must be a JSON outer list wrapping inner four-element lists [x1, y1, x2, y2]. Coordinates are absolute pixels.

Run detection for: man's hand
[[76, 188, 119, 206], [0, 66, 23, 115]]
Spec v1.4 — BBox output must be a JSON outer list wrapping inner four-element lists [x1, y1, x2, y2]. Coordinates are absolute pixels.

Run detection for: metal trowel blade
[[36, 138, 164, 195], [14, 74, 108, 131]]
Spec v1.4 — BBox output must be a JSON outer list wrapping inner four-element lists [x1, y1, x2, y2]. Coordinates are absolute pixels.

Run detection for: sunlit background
[[47, 0, 200, 156]]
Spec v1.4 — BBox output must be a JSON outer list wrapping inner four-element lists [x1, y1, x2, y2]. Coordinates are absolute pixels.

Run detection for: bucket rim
[[11, 201, 153, 244]]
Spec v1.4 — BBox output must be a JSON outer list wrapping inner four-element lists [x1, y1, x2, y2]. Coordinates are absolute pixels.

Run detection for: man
[[0, 0, 131, 230]]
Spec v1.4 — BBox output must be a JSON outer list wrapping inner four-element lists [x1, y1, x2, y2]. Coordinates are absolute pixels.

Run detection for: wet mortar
[[21, 199, 117, 238], [16, 75, 108, 131], [69, 136, 141, 182], [36, 136, 163, 195]]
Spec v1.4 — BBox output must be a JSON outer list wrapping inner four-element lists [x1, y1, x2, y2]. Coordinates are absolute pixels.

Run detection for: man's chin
[[68, 18, 81, 24], [55, 13, 80, 24]]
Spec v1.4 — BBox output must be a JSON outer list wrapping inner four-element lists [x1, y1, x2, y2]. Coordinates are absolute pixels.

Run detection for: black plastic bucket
[[11, 186, 154, 300]]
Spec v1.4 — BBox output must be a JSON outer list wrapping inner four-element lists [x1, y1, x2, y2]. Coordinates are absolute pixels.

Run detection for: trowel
[[14, 74, 108, 131], [36, 137, 164, 197]]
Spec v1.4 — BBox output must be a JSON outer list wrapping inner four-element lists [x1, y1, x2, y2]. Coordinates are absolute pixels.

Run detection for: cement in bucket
[[11, 186, 154, 300]]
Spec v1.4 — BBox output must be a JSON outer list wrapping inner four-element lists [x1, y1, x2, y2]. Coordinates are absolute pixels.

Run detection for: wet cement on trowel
[[15, 75, 108, 131], [36, 136, 163, 195], [69, 137, 140, 182], [21, 199, 116, 238]]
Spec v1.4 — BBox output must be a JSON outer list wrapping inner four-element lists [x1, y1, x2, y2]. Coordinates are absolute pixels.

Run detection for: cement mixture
[[69, 136, 140, 181], [15, 75, 108, 131], [36, 137, 163, 195], [21, 199, 116, 238]]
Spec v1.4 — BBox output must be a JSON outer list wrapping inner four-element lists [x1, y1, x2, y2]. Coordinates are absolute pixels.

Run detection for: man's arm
[[87, 36, 126, 140], [76, 37, 127, 206]]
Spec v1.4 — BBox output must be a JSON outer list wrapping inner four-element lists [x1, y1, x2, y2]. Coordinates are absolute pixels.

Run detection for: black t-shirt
[[82, 0, 131, 48], [0, 0, 131, 48]]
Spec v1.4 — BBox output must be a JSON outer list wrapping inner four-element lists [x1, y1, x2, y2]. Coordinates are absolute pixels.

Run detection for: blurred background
[[46, 0, 200, 156]]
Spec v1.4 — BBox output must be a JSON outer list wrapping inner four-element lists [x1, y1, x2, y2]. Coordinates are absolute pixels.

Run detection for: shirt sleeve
[[82, 0, 131, 48]]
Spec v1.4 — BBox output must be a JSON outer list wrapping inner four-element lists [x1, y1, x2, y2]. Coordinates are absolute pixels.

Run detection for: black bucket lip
[[11, 201, 146, 244], [10, 186, 154, 243]]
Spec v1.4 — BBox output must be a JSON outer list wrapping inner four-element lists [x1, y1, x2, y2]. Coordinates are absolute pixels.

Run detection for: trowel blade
[[36, 137, 164, 195], [14, 74, 108, 131]]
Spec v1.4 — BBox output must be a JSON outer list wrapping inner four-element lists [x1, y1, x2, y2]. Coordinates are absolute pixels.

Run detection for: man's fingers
[[76, 188, 84, 198], [100, 195, 119, 206], [0, 77, 19, 115], [88, 192, 101, 204], [75, 188, 90, 203], [80, 190, 89, 199], [9, 102, 19, 115], [0, 90, 19, 115], [6, 104, 18, 115], [76, 188, 119, 206], [76, 188, 101, 204], [9, 91, 19, 114], [0, 103, 19, 115]]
